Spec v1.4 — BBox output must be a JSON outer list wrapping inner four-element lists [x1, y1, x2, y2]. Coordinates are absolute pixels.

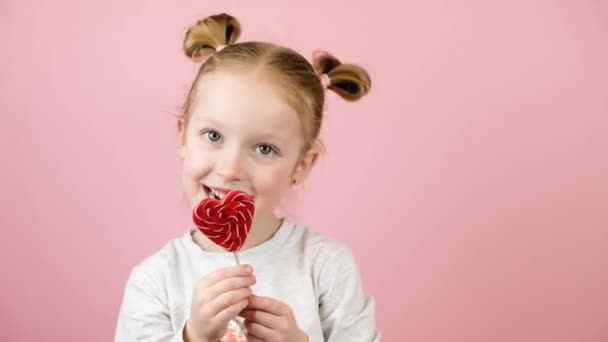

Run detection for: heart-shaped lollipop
[[192, 190, 255, 253]]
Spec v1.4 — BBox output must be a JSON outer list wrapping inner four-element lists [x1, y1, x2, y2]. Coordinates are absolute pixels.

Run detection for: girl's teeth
[[211, 189, 223, 200]]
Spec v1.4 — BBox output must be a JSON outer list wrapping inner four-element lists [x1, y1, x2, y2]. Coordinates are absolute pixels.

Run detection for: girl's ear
[[177, 117, 186, 158], [291, 144, 320, 185]]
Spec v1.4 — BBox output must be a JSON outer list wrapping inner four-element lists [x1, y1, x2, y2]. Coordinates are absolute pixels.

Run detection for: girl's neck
[[191, 212, 283, 253]]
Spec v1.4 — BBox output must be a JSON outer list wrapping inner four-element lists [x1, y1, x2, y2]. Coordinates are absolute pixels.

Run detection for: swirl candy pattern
[[192, 190, 255, 252]]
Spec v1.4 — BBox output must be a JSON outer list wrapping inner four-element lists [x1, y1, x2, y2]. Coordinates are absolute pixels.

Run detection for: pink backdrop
[[1, 1, 607, 341]]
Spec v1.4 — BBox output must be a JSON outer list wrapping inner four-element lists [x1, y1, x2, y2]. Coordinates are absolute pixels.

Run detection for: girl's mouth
[[203, 185, 225, 200], [202, 185, 254, 201]]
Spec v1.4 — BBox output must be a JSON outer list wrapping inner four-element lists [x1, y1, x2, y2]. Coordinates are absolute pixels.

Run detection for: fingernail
[[245, 265, 253, 273]]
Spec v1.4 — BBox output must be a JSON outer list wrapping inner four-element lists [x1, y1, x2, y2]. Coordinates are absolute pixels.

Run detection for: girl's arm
[[317, 244, 381, 342], [114, 266, 187, 342]]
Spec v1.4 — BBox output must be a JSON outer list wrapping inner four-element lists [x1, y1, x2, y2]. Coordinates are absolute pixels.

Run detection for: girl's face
[[178, 70, 317, 224]]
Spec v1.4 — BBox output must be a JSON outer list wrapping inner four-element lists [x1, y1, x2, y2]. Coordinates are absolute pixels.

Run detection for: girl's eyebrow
[[255, 132, 289, 145], [192, 115, 225, 127], [192, 115, 291, 145]]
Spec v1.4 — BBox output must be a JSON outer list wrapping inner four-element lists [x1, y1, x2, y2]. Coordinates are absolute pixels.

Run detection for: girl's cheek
[[259, 167, 292, 190], [183, 149, 211, 175]]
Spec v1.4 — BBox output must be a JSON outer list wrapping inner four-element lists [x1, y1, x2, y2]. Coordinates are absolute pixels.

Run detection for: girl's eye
[[204, 130, 222, 142], [256, 144, 276, 156]]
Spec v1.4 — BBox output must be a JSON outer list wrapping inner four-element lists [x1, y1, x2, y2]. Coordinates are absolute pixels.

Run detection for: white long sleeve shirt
[[114, 218, 380, 341]]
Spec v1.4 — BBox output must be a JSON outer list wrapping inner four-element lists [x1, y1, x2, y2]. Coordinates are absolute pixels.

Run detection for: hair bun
[[312, 50, 371, 101], [183, 13, 241, 62]]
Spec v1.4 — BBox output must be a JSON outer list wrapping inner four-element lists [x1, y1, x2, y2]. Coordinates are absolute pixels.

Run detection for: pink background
[[1, 0, 607, 341]]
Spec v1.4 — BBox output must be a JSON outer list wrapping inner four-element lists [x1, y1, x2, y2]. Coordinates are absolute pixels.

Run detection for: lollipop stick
[[233, 251, 240, 265]]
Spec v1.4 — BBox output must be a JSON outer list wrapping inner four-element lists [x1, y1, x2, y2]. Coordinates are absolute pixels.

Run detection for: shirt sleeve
[[114, 266, 187, 342], [317, 244, 381, 342]]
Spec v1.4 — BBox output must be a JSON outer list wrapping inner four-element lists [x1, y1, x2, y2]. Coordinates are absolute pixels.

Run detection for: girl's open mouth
[[202, 185, 225, 200], [202, 185, 254, 201]]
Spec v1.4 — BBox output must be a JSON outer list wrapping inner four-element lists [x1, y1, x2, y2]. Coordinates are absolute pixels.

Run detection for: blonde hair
[[180, 13, 371, 150]]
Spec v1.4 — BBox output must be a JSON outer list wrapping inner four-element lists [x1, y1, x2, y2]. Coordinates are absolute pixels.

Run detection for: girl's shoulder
[[286, 220, 361, 274], [122, 229, 205, 286], [294, 223, 352, 255]]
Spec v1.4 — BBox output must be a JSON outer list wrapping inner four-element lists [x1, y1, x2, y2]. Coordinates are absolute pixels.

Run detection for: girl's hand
[[238, 294, 308, 342], [184, 265, 256, 342]]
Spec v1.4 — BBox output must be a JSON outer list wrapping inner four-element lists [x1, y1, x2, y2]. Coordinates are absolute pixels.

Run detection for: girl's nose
[[215, 149, 246, 181]]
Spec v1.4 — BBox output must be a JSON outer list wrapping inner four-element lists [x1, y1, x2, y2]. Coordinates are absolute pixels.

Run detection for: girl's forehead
[[190, 71, 303, 136], [195, 72, 291, 113]]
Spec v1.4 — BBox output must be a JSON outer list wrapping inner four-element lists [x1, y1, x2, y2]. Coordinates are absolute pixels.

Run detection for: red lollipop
[[192, 190, 255, 259]]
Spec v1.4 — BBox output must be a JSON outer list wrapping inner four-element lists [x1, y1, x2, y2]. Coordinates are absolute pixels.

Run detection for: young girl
[[115, 13, 379, 342]]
